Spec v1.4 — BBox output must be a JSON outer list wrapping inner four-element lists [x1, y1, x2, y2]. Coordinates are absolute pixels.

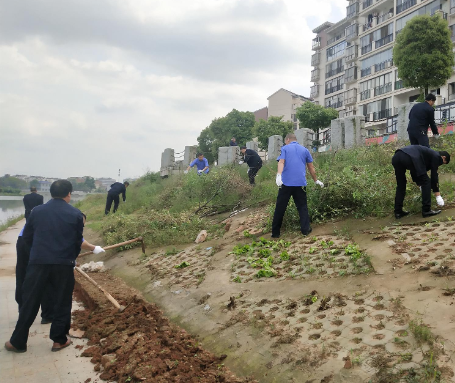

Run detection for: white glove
[[276, 174, 283, 187], [184, 170, 188, 174], [436, 195, 444, 206], [238, 161, 244, 165], [315, 180, 324, 188], [93, 246, 105, 254], [197, 170, 203, 174], [434, 134, 440, 139]]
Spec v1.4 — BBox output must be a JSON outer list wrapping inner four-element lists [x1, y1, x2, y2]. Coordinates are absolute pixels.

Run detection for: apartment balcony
[[396, 0, 417, 15], [325, 84, 344, 95], [374, 59, 393, 73], [310, 85, 319, 98], [361, 67, 371, 78], [345, 45, 358, 62], [347, 1, 360, 19], [451, 5, 455, 18], [395, 79, 404, 90], [311, 52, 321, 66], [344, 89, 358, 105], [344, 70, 358, 84], [326, 66, 344, 78], [373, 108, 392, 120], [361, 0, 390, 12], [374, 82, 392, 97], [374, 34, 393, 49], [431, 9, 447, 20], [362, 12, 393, 33], [312, 37, 321, 50], [360, 89, 371, 101], [327, 32, 345, 46], [311, 69, 320, 82], [346, 24, 359, 41], [361, 43, 372, 55], [327, 101, 344, 109]]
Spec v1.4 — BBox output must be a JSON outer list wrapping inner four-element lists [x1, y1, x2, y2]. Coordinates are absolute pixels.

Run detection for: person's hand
[[93, 246, 105, 254], [184, 170, 188, 174], [436, 195, 444, 206], [315, 180, 324, 188], [434, 134, 440, 139], [197, 170, 203, 174], [276, 174, 283, 187], [238, 161, 244, 165]]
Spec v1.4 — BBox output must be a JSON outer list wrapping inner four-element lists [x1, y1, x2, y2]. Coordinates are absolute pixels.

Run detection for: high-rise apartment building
[[311, 0, 455, 130]]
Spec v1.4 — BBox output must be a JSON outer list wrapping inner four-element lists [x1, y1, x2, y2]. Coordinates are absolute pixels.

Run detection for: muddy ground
[[78, 208, 455, 382]]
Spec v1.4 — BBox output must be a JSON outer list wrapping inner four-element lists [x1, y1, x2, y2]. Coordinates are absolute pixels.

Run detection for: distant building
[[254, 107, 268, 122], [38, 180, 51, 192], [267, 88, 312, 130], [96, 178, 117, 191]]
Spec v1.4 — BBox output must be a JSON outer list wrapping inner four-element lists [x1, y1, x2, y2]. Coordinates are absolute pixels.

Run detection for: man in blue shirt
[[5, 180, 85, 353], [105, 181, 129, 215], [272, 133, 324, 238], [185, 153, 209, 175]]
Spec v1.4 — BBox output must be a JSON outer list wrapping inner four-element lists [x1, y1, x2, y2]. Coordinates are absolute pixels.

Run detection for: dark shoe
[[4, 341, 27, 353], [41, 318, 52, 324], [422, 210, 441, 218], [302, 228, 313, 236], [51, 339, 72, 352], [394, 211, 410, 219], [271, 234, 280, 238]]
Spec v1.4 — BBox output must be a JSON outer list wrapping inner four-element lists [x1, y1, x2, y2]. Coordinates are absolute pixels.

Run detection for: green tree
[[253, 116, 294, 150], [393, 14, 454, 95], [197, 109, 255, 162], [29, 179, 40, 189], [0, 175, 27, 189], [296, 102, 338, 148], [84, 177, 96, 191]]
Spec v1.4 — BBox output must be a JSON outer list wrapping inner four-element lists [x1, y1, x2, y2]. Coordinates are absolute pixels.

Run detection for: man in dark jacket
[[5, 179, 84, 353], [105, 181, 129, 215], [392, 146, 450, 219], [23, 187, 44, 220], [240, 146, 263, 185], [407, 93, 439, 147], [230, 137, 237, 146]]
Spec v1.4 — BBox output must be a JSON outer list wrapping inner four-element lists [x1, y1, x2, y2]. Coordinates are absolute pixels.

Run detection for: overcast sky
[[0, 0, 345, 180]]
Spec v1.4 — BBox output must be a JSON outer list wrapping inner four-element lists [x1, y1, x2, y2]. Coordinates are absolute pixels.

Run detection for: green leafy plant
[[175, 261, 190, 269], [280, 251, 290, 261], [233, 276, 242, 283]]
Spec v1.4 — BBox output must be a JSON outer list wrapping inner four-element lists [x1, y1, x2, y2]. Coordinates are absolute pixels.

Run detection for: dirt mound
[[73, 273, 256, 383]]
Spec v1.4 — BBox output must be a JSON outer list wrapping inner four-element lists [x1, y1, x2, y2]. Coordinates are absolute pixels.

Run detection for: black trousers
[[408, 130, 430, 148], [272, 185, 310, 237], [15, 237, 54, 320], [105, 193, 120, 215], [392, 151, 431, 213], [10, 264, 74, 350], [248, 164, 262, 185]]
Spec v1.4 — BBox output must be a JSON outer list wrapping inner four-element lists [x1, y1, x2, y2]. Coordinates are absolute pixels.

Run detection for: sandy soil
[[78, 208, 455, 382]]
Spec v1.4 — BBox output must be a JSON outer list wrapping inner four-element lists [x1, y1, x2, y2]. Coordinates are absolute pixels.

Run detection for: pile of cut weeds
[[73, 273, 256, 383]]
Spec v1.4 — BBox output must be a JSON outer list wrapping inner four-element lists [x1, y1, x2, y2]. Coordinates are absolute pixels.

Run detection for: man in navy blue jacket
[[407, 93, 439, 147], [23, 187, 44, 220], [105, 181, 129, 215], [5, 179, 84, 353]]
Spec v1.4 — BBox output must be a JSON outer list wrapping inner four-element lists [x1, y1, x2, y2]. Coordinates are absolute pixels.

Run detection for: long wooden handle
[[75, 267, 125, 312], [79, 236, 144, 257]]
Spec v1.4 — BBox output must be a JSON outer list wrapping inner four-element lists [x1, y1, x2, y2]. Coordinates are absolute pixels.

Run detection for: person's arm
[[430, 159, 440, 194], [202, 158, 209, 172], [81, 240, 95, 251], [429, 107, 439, 135], [277, 159, 285, 174], [307, 163, 318, 182], [122, 186, 126, 202], [22, 215, 34, 247], [187, 159, 196, 171]]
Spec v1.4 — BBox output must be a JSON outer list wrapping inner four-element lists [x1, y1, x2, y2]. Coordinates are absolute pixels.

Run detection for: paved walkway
[[0, 220, 100, 383]]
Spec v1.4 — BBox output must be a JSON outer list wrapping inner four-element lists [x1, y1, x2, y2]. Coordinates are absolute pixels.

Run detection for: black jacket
[[23, 192, 44, 219], [243, 149, 262, 168], [230, 140, 238, 146], [108, 182, 127, 201], [397, 145, 443, 192], [408, 102, 438, 135], [23, 199, 84, 265]]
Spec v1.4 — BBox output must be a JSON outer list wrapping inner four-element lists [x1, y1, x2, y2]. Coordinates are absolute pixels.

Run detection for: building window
[[362, 97, 392, 120], [326, 58, 345, 78], [325, 93, 344, 109], [325, 75, 344, 95], [326, 41, 347, 62], [360, 48, 393, 77], [396, 1, 442, 32]]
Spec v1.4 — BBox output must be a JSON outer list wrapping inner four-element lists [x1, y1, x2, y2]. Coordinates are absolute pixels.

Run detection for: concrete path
[[0, 220, 100, 383]]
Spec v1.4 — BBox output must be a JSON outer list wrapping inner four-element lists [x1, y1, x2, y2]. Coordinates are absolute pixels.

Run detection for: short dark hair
[[30, 187, 37, 192], [240, 146, 247, 150], [124, 181, 130, 186], [50, 180, 73, 198], [425, 93, 436, 102], [196, 153, 203, 157], [439, 151, 451, 164]]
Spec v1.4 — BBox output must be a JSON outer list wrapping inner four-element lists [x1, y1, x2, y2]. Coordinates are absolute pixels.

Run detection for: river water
[[0, 193, 87, 225]]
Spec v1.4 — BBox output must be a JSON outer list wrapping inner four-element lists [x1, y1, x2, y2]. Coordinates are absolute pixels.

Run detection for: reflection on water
[[0, 193, 87, 225]]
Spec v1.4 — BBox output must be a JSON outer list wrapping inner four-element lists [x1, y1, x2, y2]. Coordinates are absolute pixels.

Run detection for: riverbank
[[0, 215, 24, 233]]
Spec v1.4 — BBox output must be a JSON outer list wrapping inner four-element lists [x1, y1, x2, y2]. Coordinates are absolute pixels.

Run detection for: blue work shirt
[[277, 141, 313, 186], [190, 158, 209, 173]]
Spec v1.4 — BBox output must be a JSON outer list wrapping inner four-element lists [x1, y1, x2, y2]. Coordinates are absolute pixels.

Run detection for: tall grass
[[0, 215, 24, 233], [76, 135, 455, 246]]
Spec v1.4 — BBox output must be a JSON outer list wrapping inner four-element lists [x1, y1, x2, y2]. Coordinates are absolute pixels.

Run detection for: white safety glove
[[93, 246, 105, 254], [184, 170, 188, 174], [315, 180, 324, 188], [197, 170, 203, 174], [436, 195, 444, 206], [238, 161, 244, 165], [434, 134, 440, 139], [276, 174, 283, 187]]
